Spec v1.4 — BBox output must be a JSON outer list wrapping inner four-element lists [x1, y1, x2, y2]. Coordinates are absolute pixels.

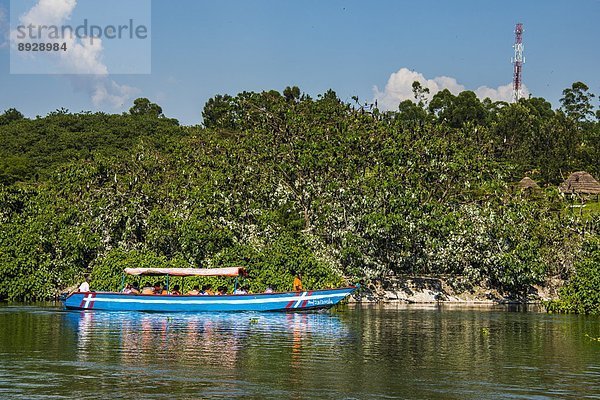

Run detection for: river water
[[0, 303, 599, 399]]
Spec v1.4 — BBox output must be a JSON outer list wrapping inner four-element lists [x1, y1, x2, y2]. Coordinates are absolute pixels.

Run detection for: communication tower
[[512, 23, 525, 102]]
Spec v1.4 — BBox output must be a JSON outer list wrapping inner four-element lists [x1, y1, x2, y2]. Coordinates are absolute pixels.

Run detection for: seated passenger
[[130, 282, 140, 294], [216, 286, 227, 295], [234, 286, 247, 295], [187, 285, 201, 295], [78, 276, 90, 292], [264, 286, 274, 293], [141, 285, 154, 295], [171, 285, 181, 296], [122, 283, 133, 294], [161, 285, 169, 295], [201, 284, 214, 296], [153, 283, 162, 295]]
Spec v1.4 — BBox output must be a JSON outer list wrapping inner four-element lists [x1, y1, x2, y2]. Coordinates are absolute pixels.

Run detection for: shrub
[[545, 237, 600, 315]]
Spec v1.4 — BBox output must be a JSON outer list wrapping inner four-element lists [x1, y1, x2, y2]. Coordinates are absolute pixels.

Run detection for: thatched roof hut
[[517, 177, 540, 190], [559, 171, 600, 195]]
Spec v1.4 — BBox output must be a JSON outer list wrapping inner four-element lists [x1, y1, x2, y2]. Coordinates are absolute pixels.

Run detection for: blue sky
[[1, 0, 599, 125]]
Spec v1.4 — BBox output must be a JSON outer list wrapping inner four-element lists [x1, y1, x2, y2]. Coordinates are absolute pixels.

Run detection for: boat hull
[[63, 287, 356, 312]]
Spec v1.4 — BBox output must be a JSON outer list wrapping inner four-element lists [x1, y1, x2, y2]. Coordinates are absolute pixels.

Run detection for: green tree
[[129, 98, 164, 118], [546, 237, 600, 315], [560, 81, 595, 122], [202, 94, 238, 129], [283, 86, 301, 103], [412, 81, 430, 107], [396, 100, 428, 127], [0, 108, 25, 126], [428, 89, 488, 128]]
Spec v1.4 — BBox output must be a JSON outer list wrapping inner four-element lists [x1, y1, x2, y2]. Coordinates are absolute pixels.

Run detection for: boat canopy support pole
[[120, 274, 125, 292]]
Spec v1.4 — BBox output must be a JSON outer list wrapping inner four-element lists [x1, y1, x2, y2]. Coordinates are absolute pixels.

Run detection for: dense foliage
[[545, 237, 600, 315], [0, 84, 598, 307]]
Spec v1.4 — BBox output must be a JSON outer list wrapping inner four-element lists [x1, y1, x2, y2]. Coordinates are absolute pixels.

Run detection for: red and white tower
[[512, 23, 525, 102]]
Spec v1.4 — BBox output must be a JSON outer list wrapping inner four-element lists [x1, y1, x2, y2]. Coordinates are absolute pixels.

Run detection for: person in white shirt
[[234, 287, 247, 295], [78, 277, 90, 292]]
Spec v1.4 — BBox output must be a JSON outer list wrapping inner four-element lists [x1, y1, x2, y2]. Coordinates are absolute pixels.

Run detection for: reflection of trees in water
[[68, 306, 598, 387], [338, 306, 600, 396], [6, 307, 598, 398]]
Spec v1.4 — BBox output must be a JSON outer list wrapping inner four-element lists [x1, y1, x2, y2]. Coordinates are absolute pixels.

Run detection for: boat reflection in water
[[64, 310, 352, 371]]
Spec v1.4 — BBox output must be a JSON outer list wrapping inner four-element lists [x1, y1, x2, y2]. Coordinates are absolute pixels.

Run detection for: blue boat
[[63, 267, 357, 312]]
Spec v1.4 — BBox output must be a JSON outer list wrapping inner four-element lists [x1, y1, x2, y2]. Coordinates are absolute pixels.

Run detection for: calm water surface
[[0, 303, 599, 399]]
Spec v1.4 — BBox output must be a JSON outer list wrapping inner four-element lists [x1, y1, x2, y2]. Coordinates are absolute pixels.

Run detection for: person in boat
[[130, 282, 140, 294], [122, 283, 133, 294], [187, 285, 201, 295], [264, 286, 274, 293], [234, 286, 247, 295], [216, 286, 227, 295], [201, 284, 214, 295], [78, 276, 90, 292], [171, 285, 181, 296], [152, 283, 163, 295], [141, 284, 154, 294], [292, 271, 303, 292], [161, 285, 169, 295]]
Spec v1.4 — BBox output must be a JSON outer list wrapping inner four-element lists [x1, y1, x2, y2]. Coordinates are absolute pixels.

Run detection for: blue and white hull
[[63, 287, 356, 312]]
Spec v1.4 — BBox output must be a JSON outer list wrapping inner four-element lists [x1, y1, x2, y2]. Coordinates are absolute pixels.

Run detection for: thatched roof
[[517, 177, 540, 190], [559, 171, 600, 195]]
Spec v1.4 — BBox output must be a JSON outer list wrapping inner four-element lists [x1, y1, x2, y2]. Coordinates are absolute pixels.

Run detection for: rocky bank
[[348, 275, 562, 304]]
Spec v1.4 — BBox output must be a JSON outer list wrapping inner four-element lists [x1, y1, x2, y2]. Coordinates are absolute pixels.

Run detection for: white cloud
[[11, 0, 139, 109], [373, 67, 529, 110], [18, 0, 77, 26], [14, 0, 106, 75], [473, 82, 529, 103], [69, 75, 139, 108], [59, 36, 108, 75], [91, 80, 139, 108]]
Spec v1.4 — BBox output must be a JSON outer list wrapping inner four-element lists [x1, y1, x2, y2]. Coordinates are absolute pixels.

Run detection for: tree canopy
[[129, 97, 166, 118], [0, 84, 598, 309]]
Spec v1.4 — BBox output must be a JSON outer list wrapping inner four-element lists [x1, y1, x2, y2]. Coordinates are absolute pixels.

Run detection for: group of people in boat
[[77, 271, 303, 295], [121, 282, 258, 296]]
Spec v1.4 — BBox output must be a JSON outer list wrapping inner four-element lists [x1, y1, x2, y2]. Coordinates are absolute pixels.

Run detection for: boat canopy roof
[[124, 267, 246, 277]]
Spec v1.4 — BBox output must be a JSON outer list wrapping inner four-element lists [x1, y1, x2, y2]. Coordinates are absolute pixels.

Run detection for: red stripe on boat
[[285, 292, 302, 309], [301, 291, 313, 308], [79, 293, 96, 309]]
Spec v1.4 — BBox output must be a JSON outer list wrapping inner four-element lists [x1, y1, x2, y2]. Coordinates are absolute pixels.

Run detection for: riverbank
[[349, 276, 563, 304]]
